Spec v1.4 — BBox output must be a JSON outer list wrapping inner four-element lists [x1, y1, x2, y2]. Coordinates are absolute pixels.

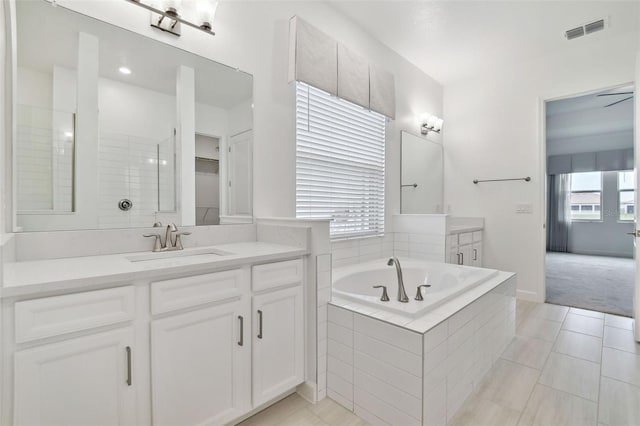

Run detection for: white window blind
[[295, 82, 386, 239]]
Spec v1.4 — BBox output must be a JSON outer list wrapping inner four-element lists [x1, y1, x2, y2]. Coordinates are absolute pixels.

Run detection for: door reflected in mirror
[[400, 131, 444, 214], [14, 0, 253, 232]]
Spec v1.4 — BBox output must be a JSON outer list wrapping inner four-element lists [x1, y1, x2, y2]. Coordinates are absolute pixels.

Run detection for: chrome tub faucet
[[387, 257, 409, 303]]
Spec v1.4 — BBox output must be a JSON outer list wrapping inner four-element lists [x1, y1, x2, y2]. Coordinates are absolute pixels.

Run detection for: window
[[618, 171, 635, 221], [295, 82, 386, 239], [570, 172, 602, 221]]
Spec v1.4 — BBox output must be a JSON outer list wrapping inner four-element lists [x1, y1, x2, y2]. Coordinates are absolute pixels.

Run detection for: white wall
[[568, 170, 634, 258], [444, 31, 638, 301], [16, 67, 51, 109], [45, 0, 443, 233]]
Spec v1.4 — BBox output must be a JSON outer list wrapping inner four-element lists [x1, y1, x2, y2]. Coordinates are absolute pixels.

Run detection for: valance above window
[[548, 148, 633, 175], [288, 16, 396, 119]]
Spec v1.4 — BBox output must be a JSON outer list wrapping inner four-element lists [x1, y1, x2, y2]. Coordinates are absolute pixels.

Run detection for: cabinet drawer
[[151, 269, 246, 315], [472, 231, 483, 242], [458, 232, 473, 246], [15, 286, 135, 343], [252, 259, 303, 292], [446, 235, 458, 249]]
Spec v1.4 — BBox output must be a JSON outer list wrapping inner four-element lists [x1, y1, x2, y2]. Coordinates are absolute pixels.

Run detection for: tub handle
[[415, 284, 432, 301], [373, 285, 390, 302]]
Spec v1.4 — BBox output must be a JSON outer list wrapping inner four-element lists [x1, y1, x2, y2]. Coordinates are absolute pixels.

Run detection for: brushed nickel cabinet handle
[[456, 253, 461, 265], [125, 346, 132, 386], [257, 310, 263, 339], [238, 315, 244, 346], [460, 253, 464, 265], [473, 249, 478, 261]]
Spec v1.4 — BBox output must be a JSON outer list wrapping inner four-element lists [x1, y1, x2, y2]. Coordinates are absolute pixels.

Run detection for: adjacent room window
[[295, 82, 386, 239], [569, 171, 602, 221], [618, 170, 635, 221]]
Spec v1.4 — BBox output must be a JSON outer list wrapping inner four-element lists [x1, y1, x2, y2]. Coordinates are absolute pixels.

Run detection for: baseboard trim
[[296, 381, 316, 403], [517, 289, 541, 302], [568, 250, 633, 259]]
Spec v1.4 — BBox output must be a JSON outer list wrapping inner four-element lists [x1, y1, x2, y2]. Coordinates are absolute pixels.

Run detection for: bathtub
[[332, 258, 499, 318]]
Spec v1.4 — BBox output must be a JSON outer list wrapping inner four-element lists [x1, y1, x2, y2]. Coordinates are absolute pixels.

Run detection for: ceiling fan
[[597, 91, 634, 108]]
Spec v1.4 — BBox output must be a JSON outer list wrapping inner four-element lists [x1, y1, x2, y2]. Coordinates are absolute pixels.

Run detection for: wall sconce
[[421, 114, 443, 135], [124, 0, 218, 37]]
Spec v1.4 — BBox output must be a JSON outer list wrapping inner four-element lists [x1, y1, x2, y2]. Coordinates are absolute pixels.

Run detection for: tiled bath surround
[[326, 277, 516, 425]]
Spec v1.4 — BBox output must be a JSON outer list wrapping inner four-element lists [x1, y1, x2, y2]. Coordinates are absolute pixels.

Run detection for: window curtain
[[547, 174, 571, 252]]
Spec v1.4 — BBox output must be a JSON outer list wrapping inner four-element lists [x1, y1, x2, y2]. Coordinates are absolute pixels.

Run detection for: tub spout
[[387, 257, 409, 303]]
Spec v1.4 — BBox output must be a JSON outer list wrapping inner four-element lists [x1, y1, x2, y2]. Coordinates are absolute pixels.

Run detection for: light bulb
[[196, 0, 218, 31], [427, 115, 437, 128], [164, 0, 182, 15], [435, 118, 444, 132]]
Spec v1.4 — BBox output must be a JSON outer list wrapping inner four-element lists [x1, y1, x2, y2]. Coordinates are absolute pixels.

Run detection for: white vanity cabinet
[[12, 287, 138, 426], [447, 230, 483, 267], [252, 285, 304, 406], [149, 260, 304, 422], [151, 299, 251, 426], [4, 256, 306, 426], [14, 328, 136, 426]]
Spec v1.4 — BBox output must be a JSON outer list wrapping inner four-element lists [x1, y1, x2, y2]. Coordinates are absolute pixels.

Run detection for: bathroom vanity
[[1, 241, 308, 426]]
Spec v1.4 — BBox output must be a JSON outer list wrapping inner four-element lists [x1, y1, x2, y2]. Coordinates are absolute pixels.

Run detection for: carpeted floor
[[546, 252, 635, 317]]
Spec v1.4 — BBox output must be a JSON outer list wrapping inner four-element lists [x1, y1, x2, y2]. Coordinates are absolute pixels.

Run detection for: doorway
[[544, 85, 636, 317], [195, 134, 220, 225]]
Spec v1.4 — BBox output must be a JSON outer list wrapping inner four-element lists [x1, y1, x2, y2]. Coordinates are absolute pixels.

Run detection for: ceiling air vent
[[565, 17, 607, 40], [565, 26, 585, 40], [585, 19, 605, 35]]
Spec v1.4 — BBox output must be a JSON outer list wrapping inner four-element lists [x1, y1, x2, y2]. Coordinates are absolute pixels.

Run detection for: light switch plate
[[516, 203, 533, 214]]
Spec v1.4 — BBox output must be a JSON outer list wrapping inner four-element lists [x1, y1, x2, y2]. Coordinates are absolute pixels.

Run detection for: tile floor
[[240, 300, 640, 426]]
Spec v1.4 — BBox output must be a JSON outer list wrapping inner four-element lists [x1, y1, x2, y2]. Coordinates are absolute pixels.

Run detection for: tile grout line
[[515, 310, 563, 423], [596, 313, 605, 425]]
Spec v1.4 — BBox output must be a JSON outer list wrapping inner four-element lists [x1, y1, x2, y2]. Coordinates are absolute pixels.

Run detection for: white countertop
[[330, 270, 515, 334], [2, 242, 307, 298], [448, 225, 484, 234]]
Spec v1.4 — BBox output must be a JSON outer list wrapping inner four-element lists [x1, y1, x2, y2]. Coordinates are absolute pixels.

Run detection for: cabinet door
[[151, 300, 250, 426], [14, 328, 136, 426], [252, 286, 304, 406], [448, 248, 461, 265], [472, 241, 483, 267], [460, 244, 474, 266]]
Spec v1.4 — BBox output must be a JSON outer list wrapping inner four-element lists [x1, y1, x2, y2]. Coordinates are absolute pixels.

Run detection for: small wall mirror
[[13, 1, 253, 232], [400, 131, 443, 214]]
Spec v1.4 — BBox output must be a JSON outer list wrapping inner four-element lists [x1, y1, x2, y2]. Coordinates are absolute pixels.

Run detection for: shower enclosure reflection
[[14, 0, 253, 231]]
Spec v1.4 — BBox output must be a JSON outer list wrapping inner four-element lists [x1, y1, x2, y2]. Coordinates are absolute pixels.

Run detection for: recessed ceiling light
[[119, 66, 132, 75]]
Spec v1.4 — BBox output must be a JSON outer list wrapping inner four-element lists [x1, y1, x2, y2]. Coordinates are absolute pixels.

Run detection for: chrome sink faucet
[[387, 257, 409, 303], [143, 222, 191, 252]]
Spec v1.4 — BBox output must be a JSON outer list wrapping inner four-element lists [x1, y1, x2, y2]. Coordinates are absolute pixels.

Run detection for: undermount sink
[[126, 248, 232, 262]]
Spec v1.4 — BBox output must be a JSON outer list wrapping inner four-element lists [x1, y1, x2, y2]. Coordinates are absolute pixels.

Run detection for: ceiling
[[16, 1, 252, 109], [546, 85, 634, 155], [330, 1, 640, 85]]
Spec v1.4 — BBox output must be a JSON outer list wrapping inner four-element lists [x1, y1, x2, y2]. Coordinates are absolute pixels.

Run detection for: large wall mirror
[[14, 1, 253, 232], [400, 131, 443, 214]]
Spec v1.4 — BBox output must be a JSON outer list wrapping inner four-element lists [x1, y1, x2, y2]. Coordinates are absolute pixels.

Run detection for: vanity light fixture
[[124, 0, 217, 37], [421, 114, 444, 135], [119, 66, 132, 75]]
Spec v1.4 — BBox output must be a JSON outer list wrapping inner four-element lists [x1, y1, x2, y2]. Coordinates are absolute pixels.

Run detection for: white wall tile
[[354, 332, 422, 376], [354, 369, 422, 421], [328, 322, 353, 347], [328, 356, 354, 383], [354, 351, 423, 397], [328, 338, 353, 365], [328, 305, 354, 329], [354, 313, 422, 355]]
